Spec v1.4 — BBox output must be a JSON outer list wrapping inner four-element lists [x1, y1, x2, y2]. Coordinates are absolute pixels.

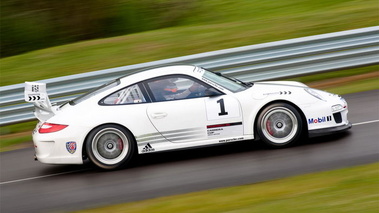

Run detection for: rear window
[[71, 79, 120, 105], [101, 84, 147, 105]]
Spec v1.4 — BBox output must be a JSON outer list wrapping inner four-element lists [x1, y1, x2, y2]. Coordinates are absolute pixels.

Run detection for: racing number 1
[[217, 98, 228, 116]]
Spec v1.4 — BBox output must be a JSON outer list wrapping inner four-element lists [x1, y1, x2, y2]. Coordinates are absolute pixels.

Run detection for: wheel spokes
[[261, 107, 298, 144], [92, 128, 129, 165]]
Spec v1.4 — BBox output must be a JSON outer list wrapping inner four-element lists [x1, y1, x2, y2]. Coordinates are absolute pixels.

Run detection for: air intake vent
[[333, 112, 342, 123]]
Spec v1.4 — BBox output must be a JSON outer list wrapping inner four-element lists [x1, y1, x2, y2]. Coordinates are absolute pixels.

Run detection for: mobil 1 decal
[[205, 96, 241, 120], [308, 115, 332, 124]]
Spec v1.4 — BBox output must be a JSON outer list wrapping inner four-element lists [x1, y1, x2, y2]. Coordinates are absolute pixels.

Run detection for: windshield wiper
[[232, 76, 253, 87], [216, 72, 253, 87]]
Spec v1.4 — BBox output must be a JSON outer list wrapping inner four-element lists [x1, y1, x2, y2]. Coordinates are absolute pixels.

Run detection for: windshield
[[202, 69, 250, 92], [70, 79, 120, 105]]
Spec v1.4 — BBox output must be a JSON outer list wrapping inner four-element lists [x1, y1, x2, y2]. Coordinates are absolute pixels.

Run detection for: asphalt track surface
[[1, 90, 378, 213]]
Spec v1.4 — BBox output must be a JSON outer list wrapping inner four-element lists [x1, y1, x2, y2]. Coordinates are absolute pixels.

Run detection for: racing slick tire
[[256, 103, 303, 148], [86, 124, 136, 170]]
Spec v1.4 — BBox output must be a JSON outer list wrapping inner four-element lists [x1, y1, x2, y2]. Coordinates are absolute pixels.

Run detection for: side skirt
[[137, 136, 254, 154]]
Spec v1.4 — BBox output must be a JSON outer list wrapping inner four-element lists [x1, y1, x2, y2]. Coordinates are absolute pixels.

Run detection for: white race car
[[25, 65, 351, 169]]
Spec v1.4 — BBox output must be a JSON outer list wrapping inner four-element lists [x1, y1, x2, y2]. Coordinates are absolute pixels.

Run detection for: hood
[[254, 81, 308, 87], [250, 81, 309, 100]]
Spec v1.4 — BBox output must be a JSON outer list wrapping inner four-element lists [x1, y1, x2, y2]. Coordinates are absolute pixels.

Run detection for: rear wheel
[[257, 103, 303, 148], [86, 124, 135, 170]]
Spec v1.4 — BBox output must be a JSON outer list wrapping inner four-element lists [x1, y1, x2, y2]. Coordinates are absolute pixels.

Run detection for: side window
[[146, 75, 223, 102], [102, 84, 147, 105]]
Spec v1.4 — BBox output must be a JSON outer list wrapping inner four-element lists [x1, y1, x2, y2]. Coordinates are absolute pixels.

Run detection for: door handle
[[151, 112, 168, 119]]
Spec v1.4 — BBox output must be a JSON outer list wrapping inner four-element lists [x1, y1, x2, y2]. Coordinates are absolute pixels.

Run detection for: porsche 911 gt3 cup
[[25, 65, 351, 169]]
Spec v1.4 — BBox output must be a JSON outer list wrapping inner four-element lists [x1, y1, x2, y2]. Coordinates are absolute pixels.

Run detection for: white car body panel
[[26, 65, 351, 166]]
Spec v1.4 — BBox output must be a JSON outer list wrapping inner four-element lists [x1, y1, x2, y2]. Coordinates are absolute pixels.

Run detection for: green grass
[[286, 65, 379, 94], [0, 135, 32, 152], [1, 0, 378, 86], [287, 65, 379, 83], [74, 162, 379, 213], [0, 120, 36, 135], [0, 121, 35, 152], [324, 78, 379, 95]]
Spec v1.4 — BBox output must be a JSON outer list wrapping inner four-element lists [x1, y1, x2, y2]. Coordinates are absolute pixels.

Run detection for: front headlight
[[304, 88, 326, 101], [332, 104, 343, 112]]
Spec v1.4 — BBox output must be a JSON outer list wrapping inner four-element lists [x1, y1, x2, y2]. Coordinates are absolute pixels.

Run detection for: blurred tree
[[0, 0, 197, 58]]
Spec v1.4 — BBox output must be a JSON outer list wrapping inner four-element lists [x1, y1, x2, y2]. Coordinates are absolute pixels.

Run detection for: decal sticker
[[27, 95, 42, 102], [219, 137, 244, 143], [194, 67, 205, 75], [263, 91, 292, 96], [24, 82, 47, 102], [202, 77, 225, 91], [280, 91, 292, 95], [32, 85, 40, 92], [205, 96, 241, 120], [217, 98, 228, 116], [308, 116, 332, 124], [207, 128, 223, 136], [142, 143, 155, 153], [207, 122, 243, 137], [66, 142, 77, 154], [207, 122, 242, 129]]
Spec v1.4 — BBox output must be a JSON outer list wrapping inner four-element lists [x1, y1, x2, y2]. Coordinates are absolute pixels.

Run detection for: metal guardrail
[[1, 26, 379, 126]]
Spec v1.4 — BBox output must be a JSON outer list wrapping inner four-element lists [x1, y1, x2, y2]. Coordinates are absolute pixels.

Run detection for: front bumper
[[308, 122, 352, 138]]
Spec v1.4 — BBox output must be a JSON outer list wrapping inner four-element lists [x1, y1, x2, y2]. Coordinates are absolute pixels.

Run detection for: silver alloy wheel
[[260, 107, 298, 144], [91, 127, 129, 165]]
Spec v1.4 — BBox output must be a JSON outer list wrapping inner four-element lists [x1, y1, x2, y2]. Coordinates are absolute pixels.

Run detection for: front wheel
[[86, 124, 135, 170], [256, 103, 303, 148]]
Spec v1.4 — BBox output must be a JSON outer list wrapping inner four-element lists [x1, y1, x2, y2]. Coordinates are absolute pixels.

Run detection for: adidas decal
[[142, 143, 155, 153]]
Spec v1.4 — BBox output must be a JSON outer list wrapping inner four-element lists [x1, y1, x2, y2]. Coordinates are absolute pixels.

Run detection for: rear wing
[[25, 82, 55, 122]]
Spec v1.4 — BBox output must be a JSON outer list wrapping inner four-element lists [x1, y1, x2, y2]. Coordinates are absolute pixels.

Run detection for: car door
[[147, 98, 207, 143], [204, 95, 244, 142], [145, 75, 243, 143]]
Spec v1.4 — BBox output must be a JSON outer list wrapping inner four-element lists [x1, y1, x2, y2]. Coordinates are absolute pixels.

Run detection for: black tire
[[256, 103, 303, 148], [86, 124, 135, 170]]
